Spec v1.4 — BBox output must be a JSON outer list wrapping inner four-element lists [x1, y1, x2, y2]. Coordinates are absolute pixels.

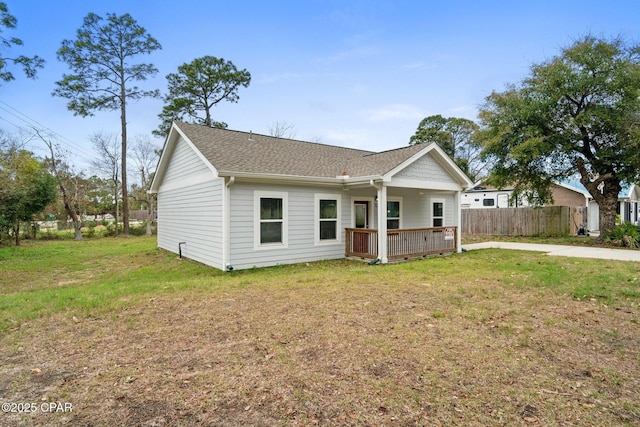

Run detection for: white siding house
[[618, 184, 640, 225], [150, 122, 473, 271], [154, 135, 224, 269]]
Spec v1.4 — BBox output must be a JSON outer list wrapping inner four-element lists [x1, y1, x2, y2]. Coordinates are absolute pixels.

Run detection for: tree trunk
[[14, 222, 20, 246], [578, 159, 621, 242], [58, 183, 83, 241], [114, 187, 119, 236], [72, 217, 83, 240], [146, 197, 154, 236], [121, 85, 130, 236], [584, 178, 621, 243], [598, 196, 618, 239], [40, 132, 82, 241]]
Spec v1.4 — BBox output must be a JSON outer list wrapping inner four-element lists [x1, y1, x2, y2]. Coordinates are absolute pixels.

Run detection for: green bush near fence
[[605, 222, 640, 248]]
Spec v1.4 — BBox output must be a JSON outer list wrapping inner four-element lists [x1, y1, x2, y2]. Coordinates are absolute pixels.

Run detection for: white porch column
[[454, 190, 462, 253], [377, 184, 388, 264]]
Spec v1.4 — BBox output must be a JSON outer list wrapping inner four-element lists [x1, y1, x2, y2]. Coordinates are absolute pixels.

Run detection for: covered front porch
[[336, 141, 472, 264], [342, 177, 464, 264], [345, 227, 458, 261]]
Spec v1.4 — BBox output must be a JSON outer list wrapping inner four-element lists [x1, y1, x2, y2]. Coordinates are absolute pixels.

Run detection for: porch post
[[454, 190, 462, 253], [377, 184, 388, 263]]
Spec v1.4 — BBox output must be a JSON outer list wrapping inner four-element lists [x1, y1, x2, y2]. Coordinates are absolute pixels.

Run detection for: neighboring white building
[[462, 180, 640, 234], [461, 182, 589, 209], [149, 122, 474, 271], [562, 182, 640, 232], [617, 184, 640, 225]]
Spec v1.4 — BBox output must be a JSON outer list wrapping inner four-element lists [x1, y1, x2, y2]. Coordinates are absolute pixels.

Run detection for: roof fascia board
[[383, 144, 435, 178], [218, 171, 347, 186], [149, 126, 179, 193], [173, 125, 219, 176], [216, 171, 386, 187], [149, 123, 219, 193], [383, 144, 474, 188], [388, 178, 466, 191]]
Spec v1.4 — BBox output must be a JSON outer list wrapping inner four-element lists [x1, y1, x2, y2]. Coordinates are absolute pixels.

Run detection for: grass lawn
[[1, 236, 639, 426]]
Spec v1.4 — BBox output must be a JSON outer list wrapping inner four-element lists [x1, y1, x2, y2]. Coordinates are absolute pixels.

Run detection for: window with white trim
[[432, 199, 444, 227], [255, 191, 288, 248], [387, 200, 401, 229], [315, 194, 341, 244]]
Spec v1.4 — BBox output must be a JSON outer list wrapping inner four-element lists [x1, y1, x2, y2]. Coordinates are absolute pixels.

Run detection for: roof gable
[[384, 143, 472, 187], [150, 123, 217, 193]]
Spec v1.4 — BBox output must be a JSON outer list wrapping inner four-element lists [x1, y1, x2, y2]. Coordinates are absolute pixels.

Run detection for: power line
[[0, 100, 94, 156], [0, 100, 96, 164]]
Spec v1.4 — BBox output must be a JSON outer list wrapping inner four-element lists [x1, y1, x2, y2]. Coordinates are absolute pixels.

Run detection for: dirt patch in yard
[[1, 264, 639, 426]]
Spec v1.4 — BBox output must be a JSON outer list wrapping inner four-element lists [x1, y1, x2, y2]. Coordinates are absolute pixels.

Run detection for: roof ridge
[[359, 142, 431, 158], [175, 121, 375, 155], [172, 121, 439, 179]]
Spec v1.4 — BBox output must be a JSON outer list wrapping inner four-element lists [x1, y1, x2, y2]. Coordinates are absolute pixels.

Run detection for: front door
[[355, 201, 369, 228], [353, 201, 369, 254]]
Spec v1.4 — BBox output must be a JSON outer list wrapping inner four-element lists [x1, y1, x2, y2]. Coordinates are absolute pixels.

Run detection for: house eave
[[215, 171, 391, 188], [216, 170, 471, 191]]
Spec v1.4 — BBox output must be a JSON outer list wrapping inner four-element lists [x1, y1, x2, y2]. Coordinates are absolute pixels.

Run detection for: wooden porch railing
[[345, 227, 457, 260], [345, 228, 378, 259]]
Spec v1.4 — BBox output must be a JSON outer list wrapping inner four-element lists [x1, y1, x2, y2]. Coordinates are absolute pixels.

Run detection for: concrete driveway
[[462, 241, 640, 262]]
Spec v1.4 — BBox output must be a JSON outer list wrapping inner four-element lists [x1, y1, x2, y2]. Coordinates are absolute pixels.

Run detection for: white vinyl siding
[[394, 153, 457, 184], [156, 137, 223, 269], [381, 188, 455, 229], [228, 183, 346, 270]]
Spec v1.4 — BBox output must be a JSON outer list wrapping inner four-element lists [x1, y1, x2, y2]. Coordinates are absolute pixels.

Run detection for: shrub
[[38, 229, 75, 240], [85, 221, 97, 238], [605, 222, 640, 248], [102, 223, 156, 237], [129, 223, 147, 236], [103, 223, 122, 237]]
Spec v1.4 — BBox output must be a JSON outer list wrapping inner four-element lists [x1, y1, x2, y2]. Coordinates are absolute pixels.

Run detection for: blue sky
[[2, 0, 639, 171]]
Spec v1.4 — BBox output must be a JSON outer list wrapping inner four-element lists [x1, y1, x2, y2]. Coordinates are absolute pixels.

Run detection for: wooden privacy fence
[[462, 206, 587, 236]]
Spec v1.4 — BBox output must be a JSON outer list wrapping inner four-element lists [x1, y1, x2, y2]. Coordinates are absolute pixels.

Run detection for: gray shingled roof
[[175, 121, 431, 178]]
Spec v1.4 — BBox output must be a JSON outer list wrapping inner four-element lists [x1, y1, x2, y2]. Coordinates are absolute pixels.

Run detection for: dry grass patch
[[0, 238, 639, 426]]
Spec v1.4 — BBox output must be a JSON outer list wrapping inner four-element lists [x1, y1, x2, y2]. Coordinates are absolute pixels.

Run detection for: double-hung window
[[387, 199, 401, 229], [315, 194, 341, 244], [255, 191, 288, 248], [432, 199, 444, 227]]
